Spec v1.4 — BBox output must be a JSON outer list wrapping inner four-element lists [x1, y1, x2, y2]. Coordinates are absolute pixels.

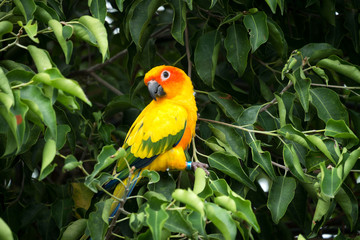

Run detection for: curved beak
[[147, 80, 166, 100]]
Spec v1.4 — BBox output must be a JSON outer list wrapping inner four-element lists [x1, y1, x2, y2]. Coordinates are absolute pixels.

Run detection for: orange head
[[144, 65, 193, 100]]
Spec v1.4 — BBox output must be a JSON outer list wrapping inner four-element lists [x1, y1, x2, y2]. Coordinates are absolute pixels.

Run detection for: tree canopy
[[1, 0, 360, 239]]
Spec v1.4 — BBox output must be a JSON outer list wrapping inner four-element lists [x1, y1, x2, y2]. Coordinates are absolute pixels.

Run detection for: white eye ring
[[161, 70, 170, 81]]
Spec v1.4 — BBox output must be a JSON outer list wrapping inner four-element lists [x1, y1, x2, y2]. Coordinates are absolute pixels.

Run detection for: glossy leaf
[[63, 155, 82, 172], [300, 43, 341, 63], [292, 70, 311, 113], [128, 0, 163, 50], [248, 140, 276, 179], [306, 135, 335, 164], [145, 202, 169, 240], [325, 119, 358, 149], [310, 88, 348, 124], [194, 31, 221, 87], [78, 15, 109, 62], [205, 202, 237, 240], [208, 91, 244, 121], [193, 168, 206, 194], [32, 69, 92, 106], [243, 11, 269, 52], [0, 218, 13, 240], [164, 210, 194, 236], [0, 67, 14, 110], [283, 144, 308, 182], [48, 20, 73, 64], [267, 18, 287, 58], [60, 219, 87, 240], [0, 21, 13, 39], [87, 199, 112, 240], [172, 189, 205, 216], [265, 0, 277, 13], [27, 45, 53, 72], [20, 85, 57, 139], [208, 152, 256, 190], [39, 139, 57, 180], [89, 0, 107, 23], [20, 20, 39, 43], [335, 185, 358, 230], [13, 0, 36, 22], [278, 124, 315, 150], [267, 176, 296, 224], [168, 0, 186, 45], [224, 24, 250, 77]]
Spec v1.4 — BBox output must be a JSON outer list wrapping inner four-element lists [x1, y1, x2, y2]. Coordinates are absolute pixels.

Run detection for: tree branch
[[260, 80, 293, 112]]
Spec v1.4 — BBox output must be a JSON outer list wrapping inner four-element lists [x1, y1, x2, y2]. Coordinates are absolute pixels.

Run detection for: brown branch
[[89, 72, 123, 96], [88, 49, 128, 72], [185, 25, 192, 78]]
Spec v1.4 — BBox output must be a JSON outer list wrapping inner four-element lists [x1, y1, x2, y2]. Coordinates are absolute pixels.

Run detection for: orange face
[[144, 66, 189, 100]]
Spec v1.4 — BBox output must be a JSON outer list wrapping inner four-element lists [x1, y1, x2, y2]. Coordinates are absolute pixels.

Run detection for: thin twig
[[88, 49, 128, 72], [185, 25, 192, 78], [89, 72, 123, 96], [311, 83, 360, 90], [198, 117, 279, 137], [260, 80, 293, 112]]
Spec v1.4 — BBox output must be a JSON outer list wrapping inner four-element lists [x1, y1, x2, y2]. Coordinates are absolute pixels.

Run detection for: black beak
[[147, 80, 166, 100]]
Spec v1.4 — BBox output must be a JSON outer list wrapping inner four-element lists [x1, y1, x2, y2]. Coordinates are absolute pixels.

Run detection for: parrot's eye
[[161, 70, 170, 81]]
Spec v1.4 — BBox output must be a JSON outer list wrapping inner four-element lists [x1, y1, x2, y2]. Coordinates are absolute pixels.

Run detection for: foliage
[[1, 0, 360, 239]]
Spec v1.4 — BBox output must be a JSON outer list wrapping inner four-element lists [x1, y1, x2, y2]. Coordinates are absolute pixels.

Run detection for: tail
[[110, 169, 143, 217]]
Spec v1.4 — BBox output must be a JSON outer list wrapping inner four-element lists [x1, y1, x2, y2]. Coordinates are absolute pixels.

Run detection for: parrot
[[108, 65, 208, 216]]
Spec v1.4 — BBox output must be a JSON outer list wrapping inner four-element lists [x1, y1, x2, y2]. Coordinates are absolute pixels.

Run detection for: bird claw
[[191, 162, 210, 175]]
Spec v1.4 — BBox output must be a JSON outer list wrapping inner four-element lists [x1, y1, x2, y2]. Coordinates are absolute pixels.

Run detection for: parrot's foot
[[192, 162, 210, 175]]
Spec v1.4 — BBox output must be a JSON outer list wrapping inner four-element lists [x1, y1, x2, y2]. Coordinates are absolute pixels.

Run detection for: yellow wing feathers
[[124, 101, 188, 159]]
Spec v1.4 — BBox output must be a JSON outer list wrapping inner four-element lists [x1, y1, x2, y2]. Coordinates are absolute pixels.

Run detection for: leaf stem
[[198, 117, 279, 137], [11, 80, 34, 89]]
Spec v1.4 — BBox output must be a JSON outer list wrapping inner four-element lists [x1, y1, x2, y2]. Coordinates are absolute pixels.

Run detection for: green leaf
[[129, 212, 145, 232], [210, 179, 231, 196], [20, 85, 57, 139], [128, 0, 163, 50], [267, 176, 296, 224], [320, 162, 342, 198], [243, 11, 269, 52], [45, 124, 71, 150], [87, 199, 112, 240], [32, 70, 92, 106], [63, 155, 82, 172], [34, 3, 59, 24], [78, 15, 109, 62], [344, 10, 359, 53], [0, 67, 14, 110], [194, 31, 221, 87], [208, 92, 244, 121], [48, 20, 73, 64], [164, 210, 194, 236], [172, 189, 205, 216], [325, 119, 358, 149], [142, 169, 160, 184], [267, 19, 287, 58], [145, 203, 169, 240], [193, 168, 206, 194], [275, 94, 286, 127], [317, 55, 360, 84], [208, 152, 256, 190], [13, 0, 36, 22], [115, 0, 125, 12], [61, 219, 87, 240], [283, 144, 309, 182], [20, 20, 39, 43], [187, 211, 206, 237], [86, 145, 117, 179], [224, 24, 250, 77], [205, 202, 237, 240], [306, 135, 335, 164], [335, 185, 358, 231], [39, 138, 57, 180], [278, 124, 314, 150], [265, 0, 277, 13], [0, 218, 13, 240], [312, 194, 331, 228], [300, 43, 342, 63], [292, 70, 311, 113], [320, 0, 335, 26], [51, 198, 73, 229], [208, 123, 247, 160], [0, 21, 13, 40], [310, 88, 348, 124], [248, 140, 276, 179], [27, 45, 54, 72], [71, 22, 97, 46], [89, 0, 107, 23], [237, 105, 262, 125], [168, 0, 186, 45]]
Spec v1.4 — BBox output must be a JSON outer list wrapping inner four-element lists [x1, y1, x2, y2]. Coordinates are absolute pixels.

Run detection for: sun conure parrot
[[109, 65, 208, 216]]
